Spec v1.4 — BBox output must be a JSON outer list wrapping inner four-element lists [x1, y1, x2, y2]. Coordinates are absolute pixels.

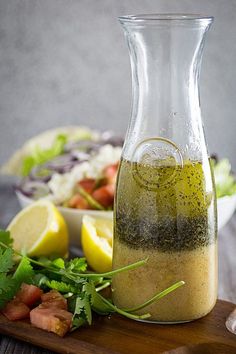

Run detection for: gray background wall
[[0, 0, 236, 168]]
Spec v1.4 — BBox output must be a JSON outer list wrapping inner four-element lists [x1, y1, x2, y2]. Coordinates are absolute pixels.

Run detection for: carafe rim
[[119, 13, 214, 24]]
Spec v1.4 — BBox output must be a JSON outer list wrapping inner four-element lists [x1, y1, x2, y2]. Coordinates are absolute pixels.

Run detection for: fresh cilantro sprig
[[0, 229, 184, 331], [0, 232, 34, 308]]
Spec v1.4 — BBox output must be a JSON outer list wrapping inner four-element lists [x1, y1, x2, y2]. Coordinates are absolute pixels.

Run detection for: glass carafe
[[112, 14, 217, 323]]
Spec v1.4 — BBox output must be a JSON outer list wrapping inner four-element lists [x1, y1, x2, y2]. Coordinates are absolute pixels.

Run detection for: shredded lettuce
[[212, 158, 236, 198], [21, 134, 68, 176]]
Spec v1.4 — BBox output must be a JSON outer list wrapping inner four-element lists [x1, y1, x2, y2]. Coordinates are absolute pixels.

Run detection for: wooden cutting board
[[0, 300, 235, 354]]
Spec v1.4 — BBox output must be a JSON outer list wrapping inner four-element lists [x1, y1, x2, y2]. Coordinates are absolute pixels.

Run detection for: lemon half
[[7, 200, 69, 257], [81, 215, 113, 273]]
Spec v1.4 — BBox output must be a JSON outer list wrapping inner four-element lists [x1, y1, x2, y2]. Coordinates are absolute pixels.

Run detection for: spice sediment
[[114, 158, 217, 252]]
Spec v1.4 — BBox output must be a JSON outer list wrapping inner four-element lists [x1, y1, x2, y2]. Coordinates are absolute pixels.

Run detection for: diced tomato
[[103, 163, 119, 185], [2, 300, 30, 321], [41, 290, 67, 310], [30, 307, 72, 337], [30, 290, 71, 336], [68, 194, 90, 209], [15, 283, 43, 307], [40, 300, 67, 310], [78, 178, 96, 193], [92, 184, 115, 207], [41, 290, 64, 302]]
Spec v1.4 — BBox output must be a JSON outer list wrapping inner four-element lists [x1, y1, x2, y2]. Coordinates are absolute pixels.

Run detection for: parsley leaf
[[83, 281, 112, 315], [0, 240, 18, 308], [52, 258, 65, 269], [33, 273, 49, 288], [0, 248, 15, 273], [74, 296, 87, 316], [66, 257, 87, 272], [72, 317, 87, 330], [73, 295, 92, 325], [0, 274, 14, 295], [83, 294, 92, 324], [0, 274, 16, 308], [0, 254, 35, 309], [0, 230, 13, 247], [13, 256, 34, 286], [45, 280, 76, 293]]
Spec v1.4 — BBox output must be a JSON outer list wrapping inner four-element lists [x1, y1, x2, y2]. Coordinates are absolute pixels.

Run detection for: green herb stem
[[96, 293, 151, 320], [76, 258, 148, 279], [124, 281, 185, 313], [95, 281, 111, 292]]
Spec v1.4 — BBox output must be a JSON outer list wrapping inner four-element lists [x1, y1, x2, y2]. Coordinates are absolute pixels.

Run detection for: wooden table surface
[[0, 180, 235, 354]]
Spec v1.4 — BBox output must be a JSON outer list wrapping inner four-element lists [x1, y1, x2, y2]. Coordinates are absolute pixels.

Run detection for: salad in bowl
[[1, 127, 123, 244], [6, 127, 122, 209], [211, 157, 236, 230]]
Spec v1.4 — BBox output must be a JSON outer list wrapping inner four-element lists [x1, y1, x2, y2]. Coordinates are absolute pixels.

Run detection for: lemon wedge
[[81, 215, 113, 273], [7, 200, 69, 257]]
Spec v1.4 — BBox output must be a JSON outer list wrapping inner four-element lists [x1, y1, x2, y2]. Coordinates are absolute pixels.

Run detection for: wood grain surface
[[0, 182, 235, 354], [0, 300, 235, 354]]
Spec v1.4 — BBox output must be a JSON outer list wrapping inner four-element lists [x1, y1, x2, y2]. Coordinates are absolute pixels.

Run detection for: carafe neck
[[119, 14, 213, 161]]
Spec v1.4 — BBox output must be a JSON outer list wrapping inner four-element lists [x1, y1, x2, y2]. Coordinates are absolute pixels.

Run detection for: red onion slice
[[15, 181, 50, 199]]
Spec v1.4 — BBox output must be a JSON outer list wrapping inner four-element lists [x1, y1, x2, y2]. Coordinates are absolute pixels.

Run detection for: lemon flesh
[[81, 215, 113, 273], [7, 200, 69, 257]]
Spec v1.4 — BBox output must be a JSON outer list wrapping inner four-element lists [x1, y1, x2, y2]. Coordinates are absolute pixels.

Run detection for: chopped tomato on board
[[92, 184, 115, 208], [15, 283, 43, 307], [2, 300, 30, 321], [30, 307, 72, 337], [2, 284, 43, 321], [40, 290, 67, 310], [2, 289, 73, 336], [30, 290, 72, 336]]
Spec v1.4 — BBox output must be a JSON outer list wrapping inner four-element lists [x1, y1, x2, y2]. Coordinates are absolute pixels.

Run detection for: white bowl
[[217, 194, 236, 230], [16, 192, 236, 246], [16, 192, 112, 247]]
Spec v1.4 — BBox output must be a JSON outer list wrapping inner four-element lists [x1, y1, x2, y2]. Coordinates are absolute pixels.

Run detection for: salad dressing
[[113, 158, 217, 322]]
